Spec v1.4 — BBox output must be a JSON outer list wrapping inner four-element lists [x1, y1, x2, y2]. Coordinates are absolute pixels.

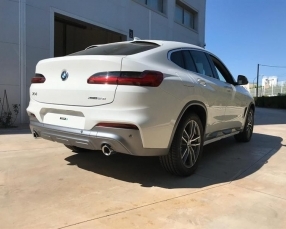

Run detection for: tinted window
[[214, 65, 227, 82], [210, 55, 235, 84], [182, 50, 196, 72], [69, 42, 159, 56], [190, 50, 214, 77], [137, 0, 164, 14], [170, 51, 185, 69], [175, 3, 197, 30]]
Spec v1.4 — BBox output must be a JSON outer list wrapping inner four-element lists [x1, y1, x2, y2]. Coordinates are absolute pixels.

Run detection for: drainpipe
[[19, 0, 26, 123], [149, 10, 152, 39]]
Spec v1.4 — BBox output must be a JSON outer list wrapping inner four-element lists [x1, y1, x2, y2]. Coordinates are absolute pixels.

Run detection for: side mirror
[[237, 75, 248, 85]]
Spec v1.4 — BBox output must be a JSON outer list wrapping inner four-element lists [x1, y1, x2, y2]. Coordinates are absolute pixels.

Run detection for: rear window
[[170, 51, 185, 68], [69, 42, 159, 56]]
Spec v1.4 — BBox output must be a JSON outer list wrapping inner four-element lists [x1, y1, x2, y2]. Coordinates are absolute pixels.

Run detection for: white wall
[[0, 0, 206, 124]]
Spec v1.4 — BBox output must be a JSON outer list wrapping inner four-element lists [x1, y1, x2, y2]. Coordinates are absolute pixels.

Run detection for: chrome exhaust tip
[[101, 144, 114, 156]]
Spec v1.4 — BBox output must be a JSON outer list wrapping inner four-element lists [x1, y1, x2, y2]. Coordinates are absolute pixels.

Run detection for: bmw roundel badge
[[61, 70, 69, 81]]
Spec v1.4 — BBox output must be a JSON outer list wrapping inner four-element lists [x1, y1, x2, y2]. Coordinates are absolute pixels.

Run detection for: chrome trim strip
[[203, 131, 240, 146]]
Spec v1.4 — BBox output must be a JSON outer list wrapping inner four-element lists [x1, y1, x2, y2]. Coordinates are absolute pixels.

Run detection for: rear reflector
[[96, 123, 139, 130], [31, 74, 46, 83], [87, 71, 163, 87]]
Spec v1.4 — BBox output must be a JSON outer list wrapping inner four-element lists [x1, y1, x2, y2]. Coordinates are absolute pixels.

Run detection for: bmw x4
[[27, 40, 255, 176]]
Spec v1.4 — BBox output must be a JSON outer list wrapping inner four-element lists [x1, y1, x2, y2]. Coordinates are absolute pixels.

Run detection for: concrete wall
[[0, 0, 206, 124], [0, 0, 21, 124]]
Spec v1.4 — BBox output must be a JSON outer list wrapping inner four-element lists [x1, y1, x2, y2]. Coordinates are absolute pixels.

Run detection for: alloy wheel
[[180, 120, 201, 168], [246, 111, 253, 138]]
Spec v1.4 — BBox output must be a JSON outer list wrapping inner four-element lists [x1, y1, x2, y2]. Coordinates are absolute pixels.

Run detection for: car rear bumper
[[30, 120, 168, 156]]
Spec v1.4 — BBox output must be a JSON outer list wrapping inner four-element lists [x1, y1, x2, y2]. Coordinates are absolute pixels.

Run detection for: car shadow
[[64, 132, 282, 189]]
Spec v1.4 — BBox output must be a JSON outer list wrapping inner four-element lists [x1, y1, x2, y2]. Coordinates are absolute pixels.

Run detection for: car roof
[[137, 40, 204, 50], [86, 40, 205, 52]]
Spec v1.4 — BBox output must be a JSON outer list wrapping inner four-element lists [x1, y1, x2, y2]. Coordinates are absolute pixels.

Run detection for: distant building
[[262, 76, 278, 88]]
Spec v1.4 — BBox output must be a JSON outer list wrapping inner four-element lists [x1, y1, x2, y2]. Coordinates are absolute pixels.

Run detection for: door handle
[[197, 79, 206, 86]]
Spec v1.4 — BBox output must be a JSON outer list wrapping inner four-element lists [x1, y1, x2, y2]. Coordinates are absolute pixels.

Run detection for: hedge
[[255, 95, 286, 109]]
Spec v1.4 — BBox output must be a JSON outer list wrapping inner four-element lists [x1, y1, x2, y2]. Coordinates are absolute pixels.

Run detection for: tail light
[[87, 71, 163, 87], [31, 74, 46, 83], [87, 72, 120, 85], [96, 122, 139, 130]]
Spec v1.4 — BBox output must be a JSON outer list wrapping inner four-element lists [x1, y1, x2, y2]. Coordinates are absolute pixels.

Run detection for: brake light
[[87, 72, 120, 84], [119, 71, 163, 87], [96, 123, 139, 130], [87, 71, 163, 87], [31, 74, 46, 83]]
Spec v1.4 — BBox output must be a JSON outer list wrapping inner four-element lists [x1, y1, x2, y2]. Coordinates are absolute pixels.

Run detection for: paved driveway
[[0, 108, 286, 229]]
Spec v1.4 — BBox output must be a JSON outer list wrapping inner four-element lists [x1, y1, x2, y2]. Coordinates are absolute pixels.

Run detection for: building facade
[[262, 76, 278, 88], [0, 0, 206, 124]]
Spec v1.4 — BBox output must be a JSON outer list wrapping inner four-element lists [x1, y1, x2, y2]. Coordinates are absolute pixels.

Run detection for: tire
[[160, 113, 204, 176], [64, 145, 91, 153], [234, 108, 254, 142]]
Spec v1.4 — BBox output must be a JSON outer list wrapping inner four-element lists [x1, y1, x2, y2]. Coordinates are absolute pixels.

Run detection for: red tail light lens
[[31, 74, 46, 83], [87, 71, 163, 87], [87, 72, 120, 84], [118, 71, 163, 87], [96, 123, 139, 130]]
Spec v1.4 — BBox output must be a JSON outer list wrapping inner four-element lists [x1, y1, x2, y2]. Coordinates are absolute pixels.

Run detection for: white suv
[[27, 40, 254, 176]]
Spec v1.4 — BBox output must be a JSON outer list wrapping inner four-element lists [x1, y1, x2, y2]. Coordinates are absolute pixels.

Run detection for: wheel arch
[[244, 102, 255, 128], [249, 102, 255, 113], [245, 102, 255, 123], [168, 101, 208, 149]]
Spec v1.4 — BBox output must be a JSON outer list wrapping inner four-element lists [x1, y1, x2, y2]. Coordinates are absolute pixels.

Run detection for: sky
[[206, 0, 286, 84]]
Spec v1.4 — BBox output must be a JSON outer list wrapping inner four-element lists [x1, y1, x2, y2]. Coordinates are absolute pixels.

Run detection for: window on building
[[136, 0, 165, 14], [175, 1, 197, 30], [54, 13, 126, 57]]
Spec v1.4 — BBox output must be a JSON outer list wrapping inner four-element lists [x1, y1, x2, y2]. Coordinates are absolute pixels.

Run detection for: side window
[[209, 55, 234, 84], [214, 66, 227, 82], [182, 50, 196, 72], [170, 51, 184, 69], [190, 50, 214, 77]]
